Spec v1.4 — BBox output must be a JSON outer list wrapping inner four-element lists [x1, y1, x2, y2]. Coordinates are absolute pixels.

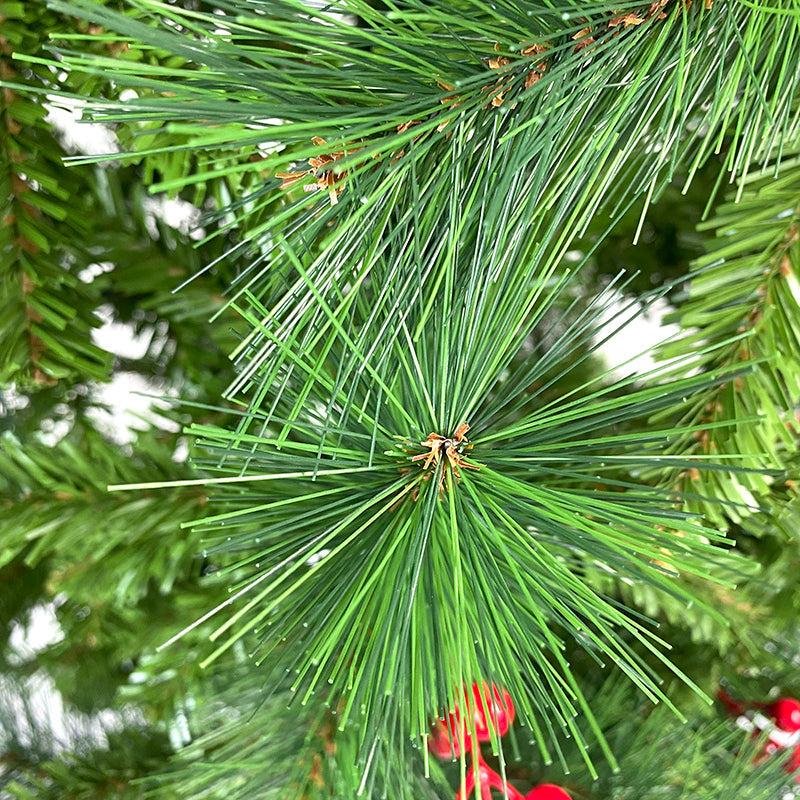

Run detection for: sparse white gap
[[143, 195, 206, 241], [2, 604, 145, 762], [169, 707, 192, 749], [306, 548, 331, 566], [6, 602, 65, 665], [783, 782, 800, 800], [83, 307, 180, 444], [172, 437, 190, 463], [37, 414, 75, 447], [92, 304, 154, 360], [0, 671, 146, 756], [87, 373, 179, 445], [0, 387, 31, 414], [594, 295, 681, 377], [45, 97, 120, 157], [254, 136, 285, 158], [78, 260, 115, 284]]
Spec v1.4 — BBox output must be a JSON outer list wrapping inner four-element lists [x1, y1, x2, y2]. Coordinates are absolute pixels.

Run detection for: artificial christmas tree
[[2, 1, 800, 798]]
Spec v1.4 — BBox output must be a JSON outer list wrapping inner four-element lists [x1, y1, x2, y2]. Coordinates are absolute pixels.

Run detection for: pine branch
[[136, 662, 453, 800], [526, 677, 800, 800], [0, 2, 111, 386], [4, 725, 173, 800], [0, 4, 242, 389], [0, 422, 221, 700], [15, 0, 800, 421], [5, 3, 800, 796], [657, 149, 800, 523], [107, 274, 782, 778], [79, 167, 243, 392], [0, 422, 212, 599]]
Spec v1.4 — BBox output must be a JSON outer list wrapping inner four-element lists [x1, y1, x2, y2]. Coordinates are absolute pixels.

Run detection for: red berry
[[525, 784, 572, 800], [468, 682, 515, 741], [767, 698, 800, 733], [428, 683, 515, 760], [717, 688, 745, 716], [428, 704, 475, 759], [428, 713, 470, 759]]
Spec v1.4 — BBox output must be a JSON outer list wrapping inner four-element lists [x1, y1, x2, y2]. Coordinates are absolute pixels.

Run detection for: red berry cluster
[[718, 688, 800, 782], [429, 683, 573, 800], [429, 683, 515, 759]]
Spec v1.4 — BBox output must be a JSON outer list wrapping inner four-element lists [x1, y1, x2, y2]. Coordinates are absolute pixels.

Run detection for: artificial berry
[[468, 682, 515, 741], [525, 784, 572, 800], [766, 697, 800, 733], [716, 688, 744, 716], [428, 713, 468, 759], [428, 682, 515, 760]]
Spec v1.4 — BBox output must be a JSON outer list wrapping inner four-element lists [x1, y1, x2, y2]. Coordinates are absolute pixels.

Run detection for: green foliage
[[1, 1, 800, 799], [0, 425, 199, 590], [136, 272, 774, 780], [659, 150, 800, 519], [0, 423, 213, 709], [5, 726, 174, 800], [0, 1, 111, 385], [21, 0, 800, 411], [0, 0, 246, 388], [539, 678, 800, 800], [139, 662, 454, 800]]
